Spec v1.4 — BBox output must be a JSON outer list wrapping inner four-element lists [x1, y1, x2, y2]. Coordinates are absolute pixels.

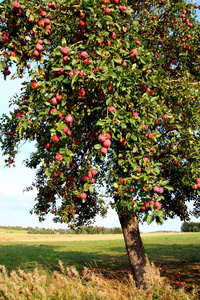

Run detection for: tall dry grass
[[0, 261, 197, 300]]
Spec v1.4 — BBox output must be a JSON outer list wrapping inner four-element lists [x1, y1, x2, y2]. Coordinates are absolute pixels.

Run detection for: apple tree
[[0, 0, 200, 288]]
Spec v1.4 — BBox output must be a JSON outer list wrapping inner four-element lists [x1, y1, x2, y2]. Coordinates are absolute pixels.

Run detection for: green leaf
[[35, 81, 43, 87], [114, 182, 118, 188], [102, 15, 113, 22], [121, 123, 126, 129], [89, 185, 94, 193], [10, 56, 20, 64], [94, 144, 101, 150], [23, 122, 28, 130], [71, 73, 80, 89], [160, 180, 169, 186], [64, 157, 71, 163], [165, 185, 174, 191], [96, 120, 105, 126], [132, 146, 138, 153], [147, 214, 154, 224], [29, 15, 34, 21], [26, 9, 31, 17], [62, 38, 67, 47]]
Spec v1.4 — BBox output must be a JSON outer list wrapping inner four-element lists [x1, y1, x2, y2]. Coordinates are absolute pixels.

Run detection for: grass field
[[0, 229, 199, 299]]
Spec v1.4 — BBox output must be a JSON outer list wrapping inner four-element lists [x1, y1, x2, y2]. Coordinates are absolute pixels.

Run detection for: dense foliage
[[181, 221, 200, 232], [26, 226, 122, 234], [0, 0, 199, 228]]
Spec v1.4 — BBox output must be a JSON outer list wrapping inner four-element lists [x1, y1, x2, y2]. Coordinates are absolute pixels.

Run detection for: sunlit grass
[[0, 261, 197, 300], [0, 231, 199, 298]]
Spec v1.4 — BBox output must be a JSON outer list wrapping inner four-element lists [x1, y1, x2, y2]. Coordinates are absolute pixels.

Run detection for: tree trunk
[[119, 213, 155, 289]]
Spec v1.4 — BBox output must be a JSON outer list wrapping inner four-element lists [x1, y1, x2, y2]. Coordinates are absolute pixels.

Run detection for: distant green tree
[[181, 222, 200, 232]]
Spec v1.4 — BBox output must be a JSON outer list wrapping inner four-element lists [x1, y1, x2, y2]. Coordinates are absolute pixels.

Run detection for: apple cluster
[[98, 132, 112, 155]]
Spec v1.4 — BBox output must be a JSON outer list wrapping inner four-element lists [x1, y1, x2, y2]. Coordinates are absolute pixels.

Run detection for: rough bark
[[119, 213, 155, 289]]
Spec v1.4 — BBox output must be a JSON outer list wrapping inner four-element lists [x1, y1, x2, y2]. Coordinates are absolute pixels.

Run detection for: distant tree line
[[0, 226, 122, 234], [181, 222, 200, 232]]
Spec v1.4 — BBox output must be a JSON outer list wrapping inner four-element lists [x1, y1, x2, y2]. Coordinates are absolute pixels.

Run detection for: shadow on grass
[[0, 240, 128, 274], [0, 241, 199, 289]]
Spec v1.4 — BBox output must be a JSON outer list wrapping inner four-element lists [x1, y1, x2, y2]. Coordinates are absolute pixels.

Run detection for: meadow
[[0, 229, 199, 299]]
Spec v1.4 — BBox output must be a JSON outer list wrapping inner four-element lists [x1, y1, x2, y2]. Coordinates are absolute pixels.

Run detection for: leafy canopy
[[0, 0, 200, 227]]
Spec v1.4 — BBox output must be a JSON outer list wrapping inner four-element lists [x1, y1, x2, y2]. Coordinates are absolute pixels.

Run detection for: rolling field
[[0, 229, 199, 299]]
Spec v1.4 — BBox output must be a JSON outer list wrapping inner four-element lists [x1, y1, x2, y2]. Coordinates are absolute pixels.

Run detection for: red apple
[[58, 112, 64, 118], [81, 51, 88, 59], [147, 133, 153, 139], [153, 186, 159, 193], [82, 176, 88, 182], [37, 39, 43, 44], [108, 85, 114, 93], [98, 134, 106, 142], [105, 7, 111, 14], [46, 142, 52, 148], [61, 47, 69, 56], [196, 178, 200, 185], [12, 1, 20, 8], [52, 134, 60, 143], [80, 20, 87, 27], [31, 82, 37, 89], [105, 132, 112, 139], [33, 50, 40, 57], [88, 171, 92, 179], [56, 153, 63, 160], [81, 193, 87, 199], [78, 88, 86, 97], [91, 169, 97, 175], [1, 35, 9, 44], [44, 18, 51, 25], [155, 201, 162, 210], [38, 20, 45, 26], [66, 130, 71, 136], [100, 147, 107, 155], [68, 71, 74, 76], [192, 184, 198, 189], [132, 112, 139, 117], [162, 114, 168, 120], [41, 10, 47, 17], [103, 139, 111, 148], [50, 108, 58, 115], [56, 94, 62, 101], [120, 178, 125, 184], [50, 97, 57, 105], [65, 115, 73, 123], [36, 44, 43, 51], [62, 126, 69, 133], [108, 106, 115, 113]]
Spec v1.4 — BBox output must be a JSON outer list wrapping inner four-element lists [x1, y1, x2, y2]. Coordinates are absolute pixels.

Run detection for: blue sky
[[0, 3, 200, 232]]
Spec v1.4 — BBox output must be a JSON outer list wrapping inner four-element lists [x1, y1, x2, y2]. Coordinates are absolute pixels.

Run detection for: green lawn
[[0, 232, 199, 293]]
